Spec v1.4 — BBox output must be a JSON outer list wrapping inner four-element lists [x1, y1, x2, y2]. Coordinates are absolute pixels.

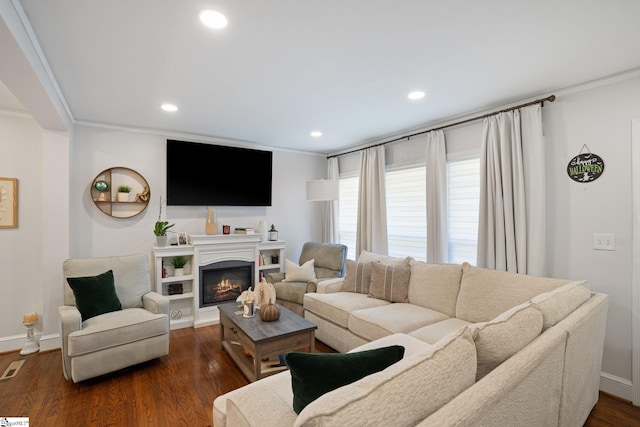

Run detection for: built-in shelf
[[167, 292, 194, 301], [153, 237, 286, 329], [162, 275, 194, 284], [153, 245, 195, 330]]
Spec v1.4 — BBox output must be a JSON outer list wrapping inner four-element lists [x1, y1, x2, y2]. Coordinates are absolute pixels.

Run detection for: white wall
[[70, 124, 327, 263], [0, 113, 43, 341], [544, 76, 640, 398], [0, 112, 69, 351]]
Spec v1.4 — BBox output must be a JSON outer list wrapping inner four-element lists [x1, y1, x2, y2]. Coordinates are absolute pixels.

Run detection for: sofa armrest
[[58, 305, 82, 380], [143, 291, 170, 316], [316, 277, 344, 293], [265, 272, 285, 284]]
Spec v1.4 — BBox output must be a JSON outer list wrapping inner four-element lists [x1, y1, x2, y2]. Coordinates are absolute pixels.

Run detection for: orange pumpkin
[[259, 303, 281, 322]]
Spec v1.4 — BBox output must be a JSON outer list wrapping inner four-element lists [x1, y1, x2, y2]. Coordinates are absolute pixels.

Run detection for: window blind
[[386, 166, 427, 261], [447, 158, 480, 264], [338, 175, 359, 260]]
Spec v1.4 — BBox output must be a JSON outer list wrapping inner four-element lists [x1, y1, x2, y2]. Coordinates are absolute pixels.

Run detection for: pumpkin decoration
[[259, 303, 281, 322]]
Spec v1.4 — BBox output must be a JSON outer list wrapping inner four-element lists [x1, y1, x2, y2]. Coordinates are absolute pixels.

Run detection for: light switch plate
[[593, 233, 616, 251]]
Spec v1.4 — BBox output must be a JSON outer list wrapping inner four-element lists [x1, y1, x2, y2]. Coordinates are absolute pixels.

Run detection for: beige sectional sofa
[[213, 251, 608, 427]]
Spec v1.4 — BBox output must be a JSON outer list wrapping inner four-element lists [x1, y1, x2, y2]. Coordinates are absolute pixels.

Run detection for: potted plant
[[117, 184, 132, 202], [154, 196, 174, 247], [171, 256, 188, 276], [154, 221, 174, 247]]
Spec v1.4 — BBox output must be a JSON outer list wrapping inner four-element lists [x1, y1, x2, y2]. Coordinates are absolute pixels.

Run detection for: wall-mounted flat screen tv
[[166, 139, 272, 206]]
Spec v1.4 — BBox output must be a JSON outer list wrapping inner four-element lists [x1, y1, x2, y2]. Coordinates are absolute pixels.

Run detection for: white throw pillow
[[283, 259, 316, 282]]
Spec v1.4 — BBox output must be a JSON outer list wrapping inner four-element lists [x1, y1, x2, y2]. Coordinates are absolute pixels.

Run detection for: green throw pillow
[[286, 345, 405, 414], [67, 269, 122, 321]]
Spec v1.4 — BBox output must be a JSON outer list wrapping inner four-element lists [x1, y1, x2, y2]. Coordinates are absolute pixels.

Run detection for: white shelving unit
[[153, 239, 286, 329], [258, 240, 286, 280], [153, 245, 195, 330]]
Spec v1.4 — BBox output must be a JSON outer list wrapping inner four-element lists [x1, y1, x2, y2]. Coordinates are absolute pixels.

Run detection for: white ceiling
[[8, 0, 640, 154]]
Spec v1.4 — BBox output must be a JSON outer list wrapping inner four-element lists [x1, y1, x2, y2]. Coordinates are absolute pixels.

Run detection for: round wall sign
[[567, 152, 605, 183]]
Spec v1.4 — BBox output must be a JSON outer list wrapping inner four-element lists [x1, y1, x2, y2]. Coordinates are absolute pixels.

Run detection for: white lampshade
[[306, 179, 339, 201]]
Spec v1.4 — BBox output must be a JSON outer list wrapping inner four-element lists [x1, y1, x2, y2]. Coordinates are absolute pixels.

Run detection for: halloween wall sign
[[567, 145, 605, 183]]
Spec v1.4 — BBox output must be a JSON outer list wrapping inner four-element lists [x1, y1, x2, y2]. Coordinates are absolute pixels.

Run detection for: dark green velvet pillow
[[285, 345, 405, 414], [66, 269, 122, 321]]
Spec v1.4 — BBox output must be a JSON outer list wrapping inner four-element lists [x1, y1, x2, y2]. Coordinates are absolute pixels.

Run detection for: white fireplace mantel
[[192, 234, 261, 327], [153, 235, 286, 329]]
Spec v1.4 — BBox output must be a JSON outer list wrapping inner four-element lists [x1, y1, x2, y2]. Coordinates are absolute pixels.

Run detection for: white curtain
[[356, 146, 388, 256], [477, 104, 545, 275], [425, 130, 448, 263], [323, 157, 340, 243]]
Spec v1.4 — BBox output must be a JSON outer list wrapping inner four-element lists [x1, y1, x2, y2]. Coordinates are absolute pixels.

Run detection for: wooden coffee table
[[218, 302, 317, 382]]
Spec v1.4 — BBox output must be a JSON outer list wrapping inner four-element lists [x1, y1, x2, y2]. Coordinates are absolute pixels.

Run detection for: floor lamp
[[307, 179, 339, 243]]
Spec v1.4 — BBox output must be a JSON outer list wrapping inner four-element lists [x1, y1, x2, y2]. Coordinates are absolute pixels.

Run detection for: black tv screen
[[166, 140, 272, 206]]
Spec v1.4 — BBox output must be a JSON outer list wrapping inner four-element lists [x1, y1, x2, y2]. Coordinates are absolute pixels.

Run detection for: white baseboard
[[0, 333, 61, 354], [600, 371, 634, 401], [194, 317, 220, 328], [0, 333, 25, 353]]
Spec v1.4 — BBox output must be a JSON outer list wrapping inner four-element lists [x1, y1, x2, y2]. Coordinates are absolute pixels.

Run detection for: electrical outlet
[[593, 233, 616, 251]]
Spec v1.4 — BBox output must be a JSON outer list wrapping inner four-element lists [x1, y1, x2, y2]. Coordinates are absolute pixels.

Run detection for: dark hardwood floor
[[0, 325, 638, 426]]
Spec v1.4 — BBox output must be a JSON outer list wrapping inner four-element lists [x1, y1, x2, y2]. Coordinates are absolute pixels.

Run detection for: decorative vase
[[174, 268, 184, 277], [205, 207, 217, 235], [258, 220, 267, 241], [259, 303, 281, 322], [156, 235, 167, 247]]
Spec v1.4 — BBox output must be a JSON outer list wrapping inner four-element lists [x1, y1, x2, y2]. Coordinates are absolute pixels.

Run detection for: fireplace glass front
[[200, 260, 254, 307]]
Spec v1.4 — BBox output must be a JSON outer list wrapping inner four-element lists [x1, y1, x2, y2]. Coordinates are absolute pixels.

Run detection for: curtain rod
[[327, 94, 556, 159]]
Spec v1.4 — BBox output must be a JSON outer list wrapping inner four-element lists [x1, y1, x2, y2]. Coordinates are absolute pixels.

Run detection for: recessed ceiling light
[[310, 131, 323, 138], [200, 9, 228, 29], [408, 91, 426, 100], [161, 104, 178, 112]]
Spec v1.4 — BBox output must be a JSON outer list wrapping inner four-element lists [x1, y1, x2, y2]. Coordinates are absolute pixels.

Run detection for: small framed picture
[[0, 177, 18, 229], [177, 232, 190, 246]]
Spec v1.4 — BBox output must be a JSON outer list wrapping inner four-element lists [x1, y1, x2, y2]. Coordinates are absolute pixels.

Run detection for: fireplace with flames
[[200, 260, 254, 307]]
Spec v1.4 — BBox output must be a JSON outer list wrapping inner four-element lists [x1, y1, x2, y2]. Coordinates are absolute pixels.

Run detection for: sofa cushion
[[368, 261, 411, 302], [66, 270, 122, 321], [351, 333, 433, 356], [349, 303, 449, 342], [408, 261, 463, 317], [409, 318, 472, 344], [283, 259, 316, 282], [286, 345, 405, 414], [456, 263, 569, 323], [343, 251, 409, 294], [303, 292, 390, 328], [67, 308, 168, 356], [470, 302, 543, 380], [294, 328, 477, 427], [530, 280, 591, 330]]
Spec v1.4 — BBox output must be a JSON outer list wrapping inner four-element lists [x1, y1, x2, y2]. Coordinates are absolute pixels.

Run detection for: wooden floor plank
[[0, 325, 637, 426]]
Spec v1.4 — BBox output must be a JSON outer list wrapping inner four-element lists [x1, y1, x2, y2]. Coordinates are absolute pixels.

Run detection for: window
[[386, 166, 427, 261], [447, 157, 480, 264], [338, 175, 358, 260], [339, 157, 479, 265]]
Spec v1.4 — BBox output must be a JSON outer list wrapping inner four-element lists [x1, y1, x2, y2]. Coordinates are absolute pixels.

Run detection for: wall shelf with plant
[[90, 167, 150, 218]]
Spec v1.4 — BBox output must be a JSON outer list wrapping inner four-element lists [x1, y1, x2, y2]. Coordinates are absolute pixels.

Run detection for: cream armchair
[[60, 254, 170, 382], [266, 242, 347, 316]]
